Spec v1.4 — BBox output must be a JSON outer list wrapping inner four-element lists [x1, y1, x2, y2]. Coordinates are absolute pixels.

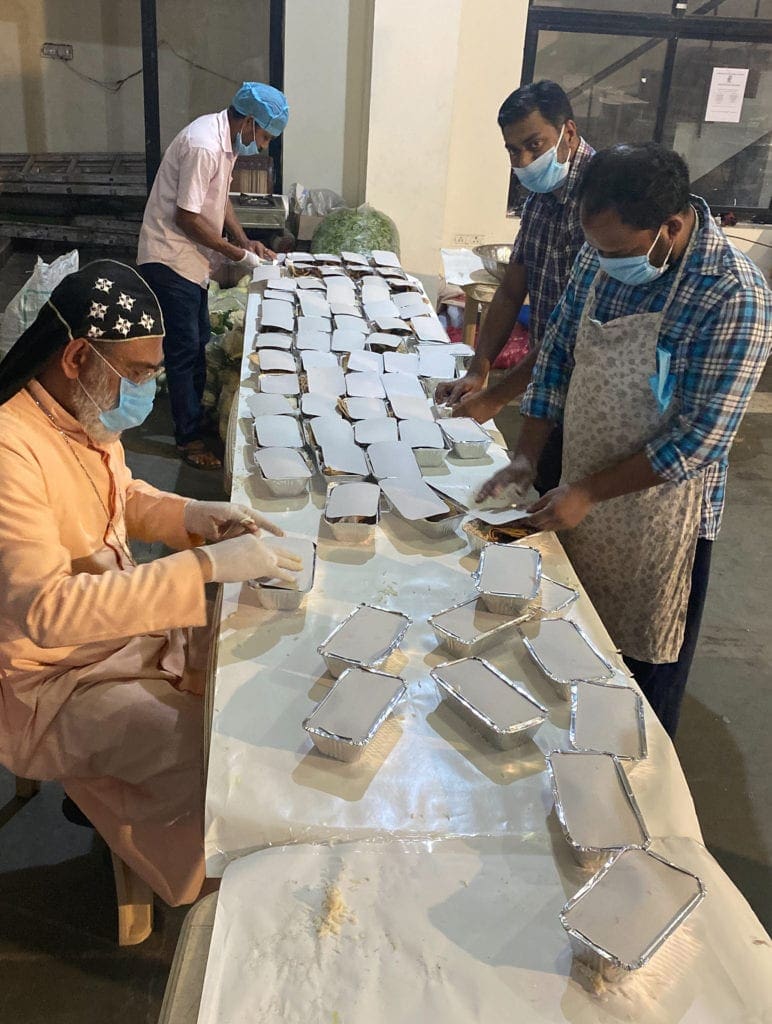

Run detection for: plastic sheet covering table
[[195, 837, 772, 1024], [205, 282, 704, 875]]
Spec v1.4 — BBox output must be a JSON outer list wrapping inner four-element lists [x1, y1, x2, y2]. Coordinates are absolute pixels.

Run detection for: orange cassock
[[0, 382, 209, 905]]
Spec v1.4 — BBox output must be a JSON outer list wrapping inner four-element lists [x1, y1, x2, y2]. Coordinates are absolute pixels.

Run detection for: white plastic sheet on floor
[[200, 282, 771, 1021], [196, 837, 772, 1024]]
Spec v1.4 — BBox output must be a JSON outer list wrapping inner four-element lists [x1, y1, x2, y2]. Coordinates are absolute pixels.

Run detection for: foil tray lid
[[253, 414, 303, 448], [366, 441, 422, 481], [571, 680, 647, 760], [477, 543, 541, 600], [320, 605, 410, 663], [380, 476, 450, 520], [258, 372, 300, 396], [440, 418, 491, 445], [332, 329, 368, 353], [346, 350, 384, 375], [354, 418, 399, 445], [305, 666, 405, 744], [398, 418, 444, 450], [255, 536, 316, 592], [246, 393, 294, 418], [310, 415, 354, 447], [383, 352, 419, 375], [346, 371, 386, 399], [432, 657, 547, 730], [547, 750, 649, 851], [524, 618, 614, 684], [383, 372, 425, 399], [320, 441, 369, 477], [342, 397, 389, 421], [561, 846, 705, 969], [253, 331, 293, 351], [388, 393, 435, 422], [325, 482, 381, 520], [254, 446, 311, 480]]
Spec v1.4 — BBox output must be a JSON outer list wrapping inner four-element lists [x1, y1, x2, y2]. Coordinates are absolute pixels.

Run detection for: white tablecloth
[[196, 837, 772, 1024]]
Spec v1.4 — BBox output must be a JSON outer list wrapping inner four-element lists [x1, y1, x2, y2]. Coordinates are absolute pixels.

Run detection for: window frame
[[522, 1, 772, 219]]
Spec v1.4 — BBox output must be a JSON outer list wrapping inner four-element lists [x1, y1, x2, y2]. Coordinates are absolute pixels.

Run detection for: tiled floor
[[0, 248, 769, 1023]]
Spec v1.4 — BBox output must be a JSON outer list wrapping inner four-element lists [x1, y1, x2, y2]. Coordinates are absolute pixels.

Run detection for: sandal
[[176, 439, 222, 470]]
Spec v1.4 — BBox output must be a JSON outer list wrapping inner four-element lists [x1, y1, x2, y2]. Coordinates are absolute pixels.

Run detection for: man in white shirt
[[138, 82, 289, 468]]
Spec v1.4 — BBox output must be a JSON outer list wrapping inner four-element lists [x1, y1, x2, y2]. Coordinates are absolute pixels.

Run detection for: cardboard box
[[288, 212, 324, 242]]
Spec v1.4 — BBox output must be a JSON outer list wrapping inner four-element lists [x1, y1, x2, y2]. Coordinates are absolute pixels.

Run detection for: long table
[[199, 279, 772, 1022]]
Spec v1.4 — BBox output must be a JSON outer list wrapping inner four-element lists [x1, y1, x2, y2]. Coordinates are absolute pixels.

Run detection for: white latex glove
[[198, 533, 303, 584], [184, 500, 284, 541], [233, 249, 262, 269]]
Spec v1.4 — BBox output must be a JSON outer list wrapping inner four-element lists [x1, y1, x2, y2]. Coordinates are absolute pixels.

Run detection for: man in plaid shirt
[[436, 80, 594, 491], [479, 144, 771, 736]]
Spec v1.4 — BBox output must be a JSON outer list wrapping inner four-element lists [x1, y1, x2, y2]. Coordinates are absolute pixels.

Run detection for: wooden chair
[[13, 775, 154, 946]]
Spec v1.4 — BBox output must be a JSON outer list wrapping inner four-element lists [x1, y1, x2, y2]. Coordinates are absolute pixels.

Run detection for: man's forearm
[[514, 415, 556, 468], [579, 450, 665, 504], [484, 348, 540, 406], [175, 208, 243, 260], [224, 200, 250, 248]]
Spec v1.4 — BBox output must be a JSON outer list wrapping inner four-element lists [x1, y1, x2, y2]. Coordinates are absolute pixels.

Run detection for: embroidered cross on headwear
[[117, 293, 136, 311], [89, 301, 108, 320], [114, 317, 133, 337], [95, 278, 113, 293], [139, 312, 155, 331]]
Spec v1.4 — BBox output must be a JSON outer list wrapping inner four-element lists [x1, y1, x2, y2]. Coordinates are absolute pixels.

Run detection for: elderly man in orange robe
[[0, 260, 300, 905]]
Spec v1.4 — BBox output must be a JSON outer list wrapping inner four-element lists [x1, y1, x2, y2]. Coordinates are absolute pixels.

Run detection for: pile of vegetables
[[310, 204, 400, 258], [203, 277, 250, 439]]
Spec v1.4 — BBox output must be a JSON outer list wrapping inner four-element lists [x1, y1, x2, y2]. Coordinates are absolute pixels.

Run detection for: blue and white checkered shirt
[[522, 195, 772, 539], [511, 137, 595, 348]]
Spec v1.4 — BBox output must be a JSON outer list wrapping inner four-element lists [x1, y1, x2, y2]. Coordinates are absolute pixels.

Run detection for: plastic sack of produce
[[0, 250, 79, 358], [311, 204, 400, 258]]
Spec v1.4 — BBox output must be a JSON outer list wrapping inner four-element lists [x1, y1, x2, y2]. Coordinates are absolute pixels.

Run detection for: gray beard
[[69, 364, 122, 446]]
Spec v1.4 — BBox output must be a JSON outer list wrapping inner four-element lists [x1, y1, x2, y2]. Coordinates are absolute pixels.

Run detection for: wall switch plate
[[41, 43, 73, 61]]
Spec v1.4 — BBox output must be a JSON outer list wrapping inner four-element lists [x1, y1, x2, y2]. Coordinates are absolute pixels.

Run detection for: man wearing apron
[[478, 143, 771, 737]]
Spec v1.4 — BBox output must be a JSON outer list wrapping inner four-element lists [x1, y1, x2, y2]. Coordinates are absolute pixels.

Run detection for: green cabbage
[[311, 204, 400, 258]]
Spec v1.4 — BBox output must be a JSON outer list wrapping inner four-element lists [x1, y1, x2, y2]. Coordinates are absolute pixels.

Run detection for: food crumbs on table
[[317, 884, 357, 937]]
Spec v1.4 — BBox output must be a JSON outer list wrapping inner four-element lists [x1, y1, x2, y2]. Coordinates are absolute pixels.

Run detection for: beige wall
[[365, 0, 465, 279], [282, 0, 373, 206], [364, 0, 528, 280], [0, 0, 269, 153], [442, 0, 529, 250]]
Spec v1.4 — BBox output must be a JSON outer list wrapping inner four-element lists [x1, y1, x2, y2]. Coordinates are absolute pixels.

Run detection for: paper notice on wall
[[705, 67, 749, 123]]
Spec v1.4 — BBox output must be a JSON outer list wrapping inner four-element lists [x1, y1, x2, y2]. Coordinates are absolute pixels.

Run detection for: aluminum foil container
[[546, 750, 650, 870], [252, 447, 312, 497], [560, 847, 706, 981], [303, 666, 406, 762], [410, 495, 466, 538], [538, 575, 579, 616], [473, 543, 542, 616], [522, 618, 614, 701], [317, 604, 411, 678], [248, 538, 316, 611], [428, 597, 531, 658], [323, 481, 381, 543], [570, 679, 647, 761], [431, 657, 548, 750], [439, 418, 492, 459]]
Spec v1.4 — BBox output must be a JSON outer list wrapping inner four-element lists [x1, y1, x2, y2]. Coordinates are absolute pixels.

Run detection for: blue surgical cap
[[232, 82, 289, 136]]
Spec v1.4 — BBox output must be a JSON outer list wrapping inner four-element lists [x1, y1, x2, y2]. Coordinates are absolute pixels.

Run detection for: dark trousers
[[139, 262, 210, 446], [534, 426, 564, 496], [624, 538, 713, 739]]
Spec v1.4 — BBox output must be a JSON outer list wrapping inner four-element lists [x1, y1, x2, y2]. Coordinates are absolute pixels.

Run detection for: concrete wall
[[0, 0, 269, 153]]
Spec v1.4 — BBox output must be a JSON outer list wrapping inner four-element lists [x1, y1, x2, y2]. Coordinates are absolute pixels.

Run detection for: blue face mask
[[81, 344, 156, 432], [597, 228, 674, 287], [513, 125, 570, 193], [234, 119, 260, 157]]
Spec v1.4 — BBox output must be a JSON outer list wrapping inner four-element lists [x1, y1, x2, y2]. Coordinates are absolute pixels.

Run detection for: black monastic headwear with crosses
[[0, 259, 164, 405]]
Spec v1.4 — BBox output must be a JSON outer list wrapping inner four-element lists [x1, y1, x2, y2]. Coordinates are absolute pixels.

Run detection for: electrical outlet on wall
[[453, 233, 485, 247], [41, 43, 74, 61]]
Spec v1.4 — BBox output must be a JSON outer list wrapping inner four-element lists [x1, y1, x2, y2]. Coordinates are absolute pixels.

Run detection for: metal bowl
[[473, 243, 514, 282]]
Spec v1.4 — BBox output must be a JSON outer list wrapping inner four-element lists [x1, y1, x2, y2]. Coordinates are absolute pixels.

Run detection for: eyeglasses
[[89, 343, 163, 385]]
